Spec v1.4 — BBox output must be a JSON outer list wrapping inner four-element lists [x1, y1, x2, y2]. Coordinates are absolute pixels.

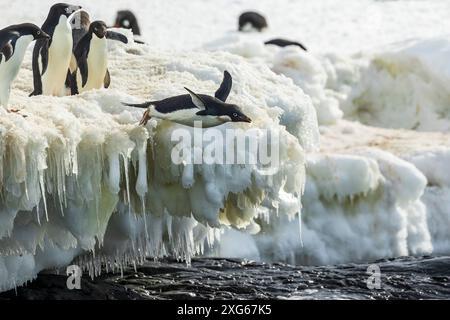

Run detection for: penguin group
[[2, 4, 312, 127], [0, 3, 130, 108]]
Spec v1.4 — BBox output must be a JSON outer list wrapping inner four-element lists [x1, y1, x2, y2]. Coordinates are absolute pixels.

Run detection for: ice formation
[[341, 39, 450, 131], [209, 33, 450, 266], [2, 0, 450, 292], [0, 38, 319, 291]]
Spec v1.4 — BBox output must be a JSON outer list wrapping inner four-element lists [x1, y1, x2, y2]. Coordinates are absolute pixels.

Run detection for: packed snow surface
[[2, 0, 450, 290]]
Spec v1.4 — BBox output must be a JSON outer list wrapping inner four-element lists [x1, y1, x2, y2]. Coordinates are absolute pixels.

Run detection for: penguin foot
[[139, 110, 151, 126], [7, 109, 28, 118]]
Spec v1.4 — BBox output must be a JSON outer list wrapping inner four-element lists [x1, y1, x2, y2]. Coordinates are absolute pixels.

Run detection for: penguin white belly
[[150, 106, 227, 128], [0, 35, 33, 107], [78, 35, 108, 92], [41, 20, 73, 96]]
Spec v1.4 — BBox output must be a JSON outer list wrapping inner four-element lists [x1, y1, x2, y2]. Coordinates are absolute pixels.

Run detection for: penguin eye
[[37, 31, 41, 35], [233, 113, 238, 117]]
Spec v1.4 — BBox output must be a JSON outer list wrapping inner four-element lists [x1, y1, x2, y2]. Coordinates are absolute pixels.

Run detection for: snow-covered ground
[[1, 0, 450, 291]]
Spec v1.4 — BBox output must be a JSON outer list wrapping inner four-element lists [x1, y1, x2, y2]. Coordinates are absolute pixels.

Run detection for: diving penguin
[[122, 71, 252, 128], [69, 20, 128, 94], [30, 3, 83, 96], [0, 23, 49, 108]]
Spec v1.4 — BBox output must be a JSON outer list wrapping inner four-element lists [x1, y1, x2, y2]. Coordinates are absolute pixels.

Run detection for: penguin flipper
[[106, 31, 128, 44], [31, 40, 48, 96], [77, 52, 89, 88], [185, 87, 207, 110], [214, 70, 232, 102], [66, 70, 79, 95], [104, 69, 111, 88], [38, 39, 49, 75]]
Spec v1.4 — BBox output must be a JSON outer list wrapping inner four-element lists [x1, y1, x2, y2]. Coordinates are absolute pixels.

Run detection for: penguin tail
[[122, 101, 152, 109]]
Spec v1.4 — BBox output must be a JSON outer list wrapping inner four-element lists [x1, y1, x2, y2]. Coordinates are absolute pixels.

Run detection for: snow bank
[[219, 121, 450, 266], [339, 38, 450, 131], [206, 34, 450, 132], [205, 34, 342, 125], [221, 146, 432, 265], [407, 149, 450, 255], [0, 40, 319, 291]]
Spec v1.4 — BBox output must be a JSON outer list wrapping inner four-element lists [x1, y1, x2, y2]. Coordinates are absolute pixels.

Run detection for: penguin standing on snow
[[69, 20, 128, 94], [123, 71, 252, 128], [0, 24, 49, 109], [30, 3, 83, 96]]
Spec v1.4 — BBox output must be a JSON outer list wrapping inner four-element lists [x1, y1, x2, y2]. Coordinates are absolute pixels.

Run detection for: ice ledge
[[0, 45, 319, 291]]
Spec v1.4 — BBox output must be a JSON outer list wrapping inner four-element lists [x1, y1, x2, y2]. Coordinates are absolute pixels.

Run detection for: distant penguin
[[238, 11, 268, 32], [123, 71, 252, 127], [113, 10, 144, 44], [69, 21, 128, 94], [265, 38, 308, 51], [30, 3, 83, 96], [0, 23, 49, 108], [114, 10, 141, 35]]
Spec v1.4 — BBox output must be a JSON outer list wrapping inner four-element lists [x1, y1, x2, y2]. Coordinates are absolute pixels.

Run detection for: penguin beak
[[39, 31, 50, 40], [240, 115, 252, 123]]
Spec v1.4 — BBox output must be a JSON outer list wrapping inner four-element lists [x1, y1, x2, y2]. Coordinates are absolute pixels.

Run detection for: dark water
[[1, 256, 449, 300]]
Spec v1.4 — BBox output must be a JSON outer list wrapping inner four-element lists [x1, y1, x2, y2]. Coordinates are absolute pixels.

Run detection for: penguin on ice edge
[[123, 71, 252, 128], [0, 24, 49, 109], [69, 20, 128, 94], [30, 3, 84, 96]]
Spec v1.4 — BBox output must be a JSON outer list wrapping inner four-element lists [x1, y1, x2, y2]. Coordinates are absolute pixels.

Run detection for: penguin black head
[[114, 10, 141, 35], [3, 23, 50, 41], [48, 3, 83, 20], [89, 21, 108, 38], [185, 88, 252, 124], [238, 11, 268, 32]]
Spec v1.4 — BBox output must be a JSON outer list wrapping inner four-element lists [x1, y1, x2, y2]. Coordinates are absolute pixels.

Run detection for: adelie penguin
[[265, 38, 307, 51], [0, 24, 49, 109], [123, 71, 252, 128], [114, 10, 141, 36], [69, 21, 128, 94], [238, 11, 268, 32], [113, 10, 144, 44], [30, 3, 84, 96]]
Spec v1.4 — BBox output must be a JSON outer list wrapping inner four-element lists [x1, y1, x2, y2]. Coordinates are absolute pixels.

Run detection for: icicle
[[39, 172, 48, 222], [298, 199, 304, 248]]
